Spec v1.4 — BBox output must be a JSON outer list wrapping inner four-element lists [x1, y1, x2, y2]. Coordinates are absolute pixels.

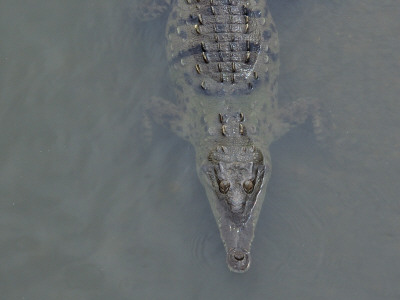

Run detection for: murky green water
[[1, 0, 399, 299]]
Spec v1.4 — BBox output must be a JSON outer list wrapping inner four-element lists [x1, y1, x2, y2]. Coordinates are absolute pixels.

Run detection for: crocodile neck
[[191, 106, 271, 167]]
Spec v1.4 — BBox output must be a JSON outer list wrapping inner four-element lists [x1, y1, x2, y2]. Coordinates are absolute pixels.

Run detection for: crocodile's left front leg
[[130, 0, 172, 21], [143, 96, 190, 142], [271, 97, 329, 142]]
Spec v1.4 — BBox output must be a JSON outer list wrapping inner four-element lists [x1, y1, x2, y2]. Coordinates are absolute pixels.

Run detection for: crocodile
[[134, 0, 324, 273]]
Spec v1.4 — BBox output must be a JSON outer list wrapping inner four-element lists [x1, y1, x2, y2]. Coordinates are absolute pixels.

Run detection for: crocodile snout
[[230, 201, 246, 214], [227, 248, 251, 273]]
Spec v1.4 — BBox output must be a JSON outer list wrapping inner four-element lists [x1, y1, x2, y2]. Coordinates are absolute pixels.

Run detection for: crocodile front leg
[[130, 0, 172, 21], [143, 96, 190, 142], [271, 97, 329, 142]]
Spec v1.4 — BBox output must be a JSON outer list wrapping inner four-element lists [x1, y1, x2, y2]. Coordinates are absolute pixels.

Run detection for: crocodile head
[[200, 144, 271, 272]]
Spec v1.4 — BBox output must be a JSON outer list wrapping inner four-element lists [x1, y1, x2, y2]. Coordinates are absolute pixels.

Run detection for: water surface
[[1, 0, 400, 299]]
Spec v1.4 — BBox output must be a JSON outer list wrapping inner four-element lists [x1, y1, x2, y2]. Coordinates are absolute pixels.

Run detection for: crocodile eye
[[219, 180, 230, 194], [243, 180, 254, 193]]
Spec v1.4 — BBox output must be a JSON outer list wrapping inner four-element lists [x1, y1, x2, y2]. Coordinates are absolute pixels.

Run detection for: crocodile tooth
[[218, 63, 222, 72], [218, 113, 224, 123], [246, 40, 250, 51], [244, 23, 249, 33], [198, 14, 203, 25], [232, 62, 236, 73], [201, 81, 207, 89], [220, 73, 224, 82], [253, 71, 258, 79], [239, 112, 244, 121], [221, 146, 227, 153]]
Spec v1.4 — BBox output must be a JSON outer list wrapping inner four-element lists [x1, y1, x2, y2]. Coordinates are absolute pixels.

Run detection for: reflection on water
[[1, 0, 399, 299]]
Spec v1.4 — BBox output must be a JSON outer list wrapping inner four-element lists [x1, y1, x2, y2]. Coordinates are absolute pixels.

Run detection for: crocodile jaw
[[202, 173, 269, 273], [199, 146, 271, 272]]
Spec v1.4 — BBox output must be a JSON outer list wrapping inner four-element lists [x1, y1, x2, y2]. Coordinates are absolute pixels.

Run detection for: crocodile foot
[[272, 97, 331, 144], [130, 0, 172, 21], [142, 96, 189, 143]]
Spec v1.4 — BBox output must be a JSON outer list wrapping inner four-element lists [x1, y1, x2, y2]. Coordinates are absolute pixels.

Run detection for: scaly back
[[166, 0, 278, 97]]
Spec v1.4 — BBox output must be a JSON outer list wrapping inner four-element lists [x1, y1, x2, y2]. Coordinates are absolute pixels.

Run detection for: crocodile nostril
[[234, 252, 245, 261], [227, 248, 251, 272]]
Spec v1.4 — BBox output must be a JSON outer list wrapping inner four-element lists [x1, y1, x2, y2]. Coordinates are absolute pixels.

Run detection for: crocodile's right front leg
[[143, 96, 190, 142], [271, 97, 329, 143]]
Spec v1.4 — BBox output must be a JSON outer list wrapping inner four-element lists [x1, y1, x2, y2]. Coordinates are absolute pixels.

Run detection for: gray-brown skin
[[137, 0, 323, 273]]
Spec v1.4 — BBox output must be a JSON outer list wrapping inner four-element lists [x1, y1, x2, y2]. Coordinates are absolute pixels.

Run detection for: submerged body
[[136, 0, 323, 272]]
